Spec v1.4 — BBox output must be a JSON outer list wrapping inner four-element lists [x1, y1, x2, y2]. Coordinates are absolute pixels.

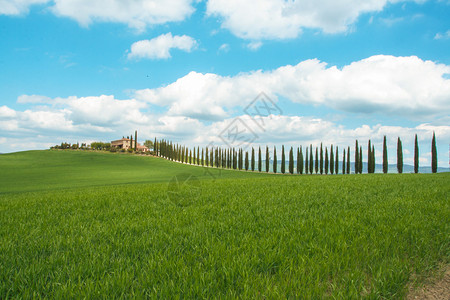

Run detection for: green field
[[0, 150, 449, 298]]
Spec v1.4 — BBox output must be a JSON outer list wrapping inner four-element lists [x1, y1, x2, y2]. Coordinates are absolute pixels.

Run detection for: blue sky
[[0, 0, 449, 168]]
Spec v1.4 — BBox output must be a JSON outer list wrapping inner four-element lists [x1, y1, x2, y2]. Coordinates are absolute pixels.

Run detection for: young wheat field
[[0, 150, 448, 298]]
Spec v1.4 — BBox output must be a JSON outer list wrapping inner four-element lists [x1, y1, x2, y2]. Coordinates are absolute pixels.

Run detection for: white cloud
[[135, 55, 450, 121], [128, 33, 197, 60], [247, 41, 263, 51], [51, 0, 195, 31], [0, 0, 49, 15], [206, 0, 427, 40], [218, 43, 230, 53], [17, 94, 52, 104], [434, 30, 450, 40]]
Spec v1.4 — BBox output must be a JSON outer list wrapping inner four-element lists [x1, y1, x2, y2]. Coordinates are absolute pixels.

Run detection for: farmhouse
[[111, 138, 149, 152]]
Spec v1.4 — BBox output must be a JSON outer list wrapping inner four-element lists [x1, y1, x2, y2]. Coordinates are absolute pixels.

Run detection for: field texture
[[0, 151, 449, 298]]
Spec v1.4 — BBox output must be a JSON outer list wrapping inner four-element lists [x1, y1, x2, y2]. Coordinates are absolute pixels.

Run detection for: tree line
[[154, 132, 439, 174]]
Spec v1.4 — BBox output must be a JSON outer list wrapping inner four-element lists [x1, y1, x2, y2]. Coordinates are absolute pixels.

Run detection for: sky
[[0, 0, 449, 168]]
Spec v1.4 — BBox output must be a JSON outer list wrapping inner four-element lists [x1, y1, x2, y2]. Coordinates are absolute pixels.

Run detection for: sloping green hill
[[0, 150, 270, 193]]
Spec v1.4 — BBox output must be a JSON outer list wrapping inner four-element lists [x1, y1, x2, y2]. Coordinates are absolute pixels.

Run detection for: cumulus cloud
[[0, 0, 49, 15], [51, 0, 195, 31], [128, 33, 197, 60], [135, 55, 450, 120], [206, 0, 427, 40], [434, 30, 450, 40]]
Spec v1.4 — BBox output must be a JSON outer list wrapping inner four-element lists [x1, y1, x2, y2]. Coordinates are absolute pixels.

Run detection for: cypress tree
[[239, 149, 243, 170], [320, 143, 323, 174], [251, 148, 255, 171], [343, 148, 346, 174], [330, 145, 334, 175], [205, 147, 209, 166], [335, 146, 339, 175], [215, 148, 219, 168], [414, 134, 419, 173], [315, 147, 319, 174], [265, 146, 269, 172], [347, 147, 350, 174], [371, 145, 375, 173], [305, 147, 309, 174], [210, 148, 214, 167], [233, 149, 237, 169], [135, 130, 137, 151], [431, 132, 437, 173], [245, 151, 249, 171], [201, 148, 204, 166], [189, 149, 192, 164], [273, 146, 277, 173], [397, 137, 403, 174], [325, 147, 329, 175], [258, 147, 262, 172], [355, 140, 359, 174], [360, 146, 363, 173], [296, 148, 300, 174], [383, 136, 388, 174], [368, 140, 371, 173], [289, 147, 294, 174], [197, 147, 200, 165], [299, 147, 304, 174], [309, 145, 313, 174], [154, 137, 157, 155], [130, 135, 133, 151], [281, 145, 286, 174], [181, 146, 185, 163]]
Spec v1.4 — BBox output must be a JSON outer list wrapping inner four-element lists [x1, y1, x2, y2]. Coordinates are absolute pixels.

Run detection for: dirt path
[[407, 266, 450, 300]]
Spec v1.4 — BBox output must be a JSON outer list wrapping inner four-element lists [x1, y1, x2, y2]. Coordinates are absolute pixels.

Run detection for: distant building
[[111, 138, 149, 152]]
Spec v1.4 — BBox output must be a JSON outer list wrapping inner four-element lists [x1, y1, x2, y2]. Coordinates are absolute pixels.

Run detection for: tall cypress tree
[[305, 147, 309, 174], [347, 147, 350, 174], [371, 145, 375, 173], [273, 146, 277, 173], [197, 147, 200, 165], [233, 149, 237, 169], [289, 147, 294, 174], [281, 145, 286, 174], [383, 136, 388, 174], [397, 137, 403, 174], [135, 130, 137, 151], [343, 148, 346, 174], [239, 149, 243, 170], [355, 140, 359, 174], [414, 134, 419, 173], [330, 145, 334, 175], [265, 146, 269, 172], [299, 147, 304, 175], [320, 143, 324, 174], [359, 146, 362, 173], [309, 145, 313, 174], [431, 132, 437, 173], [245, 151, 249, 171], [189, 149, 192, 164], [335, 146, 339, 175], [205, 147, 208, 166], [258, 147, 262, 172], [296, 148, 300, 174], [315, 147, 319, 174], [130, 135, 133, 152], [251, 148, 255, 171], [325, 147, 329, 175], [368, 140, 371, 174]]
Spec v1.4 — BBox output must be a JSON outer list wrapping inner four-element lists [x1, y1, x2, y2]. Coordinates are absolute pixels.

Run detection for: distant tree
[[245, 151, 249, 171], [205, 147, 209, 166], [320, 143, 323, 174], [330, 145, 334, 175], [383, 136, 388, 174], [368, 140, 372, 174], [335, 146, 339, 175], [299, 147, 304, 175], [251, 148, 255, 171], [325, 147, 329, 175], [281, 145, 286, 174], [273, 146, 277, 173], [355, 140, 359, 174], [305, 147, 309, 174], [210, 148, 214, 167], [359, 146, 363, 173], [296, 147, 300, 174], [233, 149, 237, 169], [414, 134, 419, 173], [189, 149, 192, 164], [201, 148, 204, 166], [343, 148, 346, 174], [431, 132, 437, 173], [315, 147, 319, 174], [397, 137, 403, 174], [289, 147, 294, 174], [265, 146, 269, 172], [309, 145, 313, 174], [258, 147, 262, 172], [238, 149, 242, 170], [347, 147, 350, 174], [134, 130, 138, 151], [130, 135, 133, 151], [371, 145, 375, 173]]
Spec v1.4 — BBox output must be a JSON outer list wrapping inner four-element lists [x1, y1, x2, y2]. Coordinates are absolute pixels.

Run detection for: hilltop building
[[111, 138, 149, 152]]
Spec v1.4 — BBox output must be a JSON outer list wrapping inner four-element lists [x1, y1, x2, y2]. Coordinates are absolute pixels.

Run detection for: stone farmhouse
[[111, 138, 149, 152]]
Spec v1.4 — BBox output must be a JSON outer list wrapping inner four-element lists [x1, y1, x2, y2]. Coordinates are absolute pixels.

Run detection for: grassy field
[[0, 150, 448, 298]]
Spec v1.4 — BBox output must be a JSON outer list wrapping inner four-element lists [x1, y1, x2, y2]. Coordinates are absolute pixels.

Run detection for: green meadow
[[0, 150, 448, 298]]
